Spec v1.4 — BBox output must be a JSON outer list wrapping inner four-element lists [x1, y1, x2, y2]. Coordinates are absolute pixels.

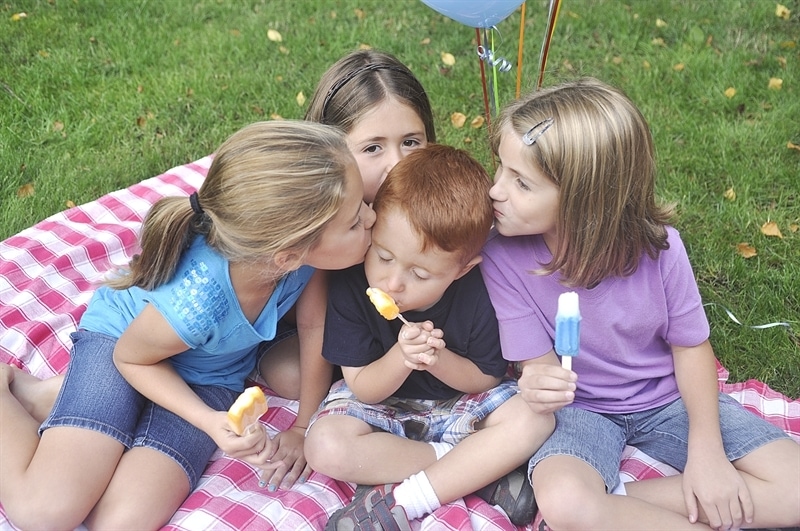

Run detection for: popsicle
[[366, 287, 410, 325], [227, 385, 268, 436], [555, 291, 581, 370]]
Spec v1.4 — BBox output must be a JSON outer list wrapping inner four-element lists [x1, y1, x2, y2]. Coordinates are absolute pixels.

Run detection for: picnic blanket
[[2, 156, 798, 531]]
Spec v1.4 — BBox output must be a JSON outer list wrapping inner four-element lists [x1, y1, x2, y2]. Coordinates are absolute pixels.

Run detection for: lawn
[[2, 0, 798, 397]]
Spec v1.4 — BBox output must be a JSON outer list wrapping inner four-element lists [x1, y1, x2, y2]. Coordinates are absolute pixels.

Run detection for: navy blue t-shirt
[[323, 263, 508, 400]]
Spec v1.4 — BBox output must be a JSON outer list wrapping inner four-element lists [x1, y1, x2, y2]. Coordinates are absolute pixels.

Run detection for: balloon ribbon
[[537, 0, 562, 89]]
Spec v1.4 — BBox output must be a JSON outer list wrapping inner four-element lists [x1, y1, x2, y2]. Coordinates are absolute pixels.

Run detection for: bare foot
[[6, 366, 63, 423]]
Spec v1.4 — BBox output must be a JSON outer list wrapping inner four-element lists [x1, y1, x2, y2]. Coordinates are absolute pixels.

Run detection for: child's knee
[[304, 417, 349, 473]]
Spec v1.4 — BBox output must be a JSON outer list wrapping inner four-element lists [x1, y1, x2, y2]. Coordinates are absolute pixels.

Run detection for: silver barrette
[[521, 117, 554, 146]]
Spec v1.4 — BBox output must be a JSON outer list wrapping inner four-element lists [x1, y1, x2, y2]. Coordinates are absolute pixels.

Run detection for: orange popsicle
[[366, 287, 409, 324], [227, 386, 268, 436]]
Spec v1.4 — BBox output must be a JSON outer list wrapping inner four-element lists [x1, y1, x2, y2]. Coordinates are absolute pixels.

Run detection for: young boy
[[304, 144, 555, 529]]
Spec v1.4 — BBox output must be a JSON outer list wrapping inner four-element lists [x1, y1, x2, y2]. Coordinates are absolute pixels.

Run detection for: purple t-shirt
[[480, 226, 709, 414]]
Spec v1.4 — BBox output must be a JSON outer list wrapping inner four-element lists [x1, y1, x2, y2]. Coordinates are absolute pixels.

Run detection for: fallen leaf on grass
[[768, 77, 783, 90], [723, 187, 736, 201], [450, 112, 466, 128], [655, 18, 667, 28], [651, 38, 666, 47], [470, 116, 485, 129], [11, 12, 27, 21], [296, 92, 306, 106], [17, 183, 35, 198], [441, 52, 456, 66], [421, 38, 431, 45], [761, 221, 783, 239], [790, 224, 799, 233], [788, 141, 800, 152], [354, 8, 365, 21], [736, 243, 757, 258], [673, 63, 685, 71], [775, 4, 791, 20], [270, 113, 283, 120], [724, 87, 736, 98], [267, 29, 282, 42], [65, 200, 76, 208]]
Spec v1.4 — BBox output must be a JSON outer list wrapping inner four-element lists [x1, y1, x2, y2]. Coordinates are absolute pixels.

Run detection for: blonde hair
[[109, 120, 353, 290], [305, 49, 436, 142], [492, 78, 674, 288], [373, 144, 492, 265]]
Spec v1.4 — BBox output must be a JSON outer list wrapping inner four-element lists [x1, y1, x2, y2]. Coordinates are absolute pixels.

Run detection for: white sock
[[392, 471, 441, 520], [428, 441, 454, 460]]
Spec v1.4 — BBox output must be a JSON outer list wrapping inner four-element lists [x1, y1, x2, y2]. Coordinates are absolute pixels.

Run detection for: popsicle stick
[[561, 356, 572, 371]]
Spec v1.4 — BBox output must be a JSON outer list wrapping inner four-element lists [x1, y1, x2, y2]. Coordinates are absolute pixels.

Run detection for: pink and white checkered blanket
[[2, 157, 798, 531]]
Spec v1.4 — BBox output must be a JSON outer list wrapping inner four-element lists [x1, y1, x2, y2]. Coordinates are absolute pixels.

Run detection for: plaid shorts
[[310, 378, 518, 444]]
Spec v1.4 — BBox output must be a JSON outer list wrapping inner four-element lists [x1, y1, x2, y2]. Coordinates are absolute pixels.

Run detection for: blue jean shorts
[[530, 393, 790, 492], [41, 330, 238, 489], [310, 378, 519, 444]]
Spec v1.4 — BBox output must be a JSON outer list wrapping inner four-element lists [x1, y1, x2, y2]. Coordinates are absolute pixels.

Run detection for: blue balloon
[[421, 0, 524, 28]]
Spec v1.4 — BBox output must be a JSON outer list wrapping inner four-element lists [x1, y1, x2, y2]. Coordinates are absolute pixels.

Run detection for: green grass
[[2, 0, 798, 397]]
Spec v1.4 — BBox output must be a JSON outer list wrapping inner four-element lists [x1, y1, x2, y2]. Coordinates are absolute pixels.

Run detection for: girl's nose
[[384, 147, 403, 177], [489, 179, 505, 201], [363, 203, 377, 229]]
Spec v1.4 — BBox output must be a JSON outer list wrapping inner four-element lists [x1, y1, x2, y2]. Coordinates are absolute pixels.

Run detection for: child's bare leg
[[305, 415, 437, 484], [0, 365, 125, 529], [7, 366, 63, 423], [534, 455, 711, 530], [258, 335, 300, 400], [425, 394, 553, 503], [626, 438, 800, 528], [85, 447, 191, 530]]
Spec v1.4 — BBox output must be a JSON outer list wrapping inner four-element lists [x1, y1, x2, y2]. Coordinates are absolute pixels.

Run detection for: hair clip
[[521, 117, 554, 146]]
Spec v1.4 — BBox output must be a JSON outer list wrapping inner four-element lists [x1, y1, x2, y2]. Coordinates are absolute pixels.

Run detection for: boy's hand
[[518, 360, 576, 414], [397, 321, 445, 371]]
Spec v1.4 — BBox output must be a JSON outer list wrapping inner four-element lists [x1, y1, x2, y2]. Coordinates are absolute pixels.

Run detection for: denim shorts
[[41, 330, 238, 489], [530, 393, 789, 492], [310, 378, 519, 444]]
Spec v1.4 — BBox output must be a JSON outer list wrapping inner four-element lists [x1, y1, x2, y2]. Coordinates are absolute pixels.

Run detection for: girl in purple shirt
[[480, 78, 799, 530]]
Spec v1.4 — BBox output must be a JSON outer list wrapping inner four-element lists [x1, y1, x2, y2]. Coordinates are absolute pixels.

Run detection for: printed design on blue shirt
[[171, 258, 229, 337]]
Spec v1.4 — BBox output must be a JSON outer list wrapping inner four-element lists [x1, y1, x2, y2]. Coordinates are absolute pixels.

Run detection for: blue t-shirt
[[80, 236, 314, 391]]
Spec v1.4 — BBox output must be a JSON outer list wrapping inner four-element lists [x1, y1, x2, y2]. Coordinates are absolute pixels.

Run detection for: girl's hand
[[210, 411, 272, 459], [255, 425, 311, 491], [398, 321, 444, 370], [682, 450, 753, 531], [518, 360, 576, 414]]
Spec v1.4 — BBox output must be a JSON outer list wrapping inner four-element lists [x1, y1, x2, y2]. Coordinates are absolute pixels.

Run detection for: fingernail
[[299, 477, 306, 484], [258, 480, 267, 488], [268, 484, 277, 492]]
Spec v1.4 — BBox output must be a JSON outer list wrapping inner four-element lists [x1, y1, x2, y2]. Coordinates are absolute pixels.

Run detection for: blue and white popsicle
[[555, 292, 581, 370]]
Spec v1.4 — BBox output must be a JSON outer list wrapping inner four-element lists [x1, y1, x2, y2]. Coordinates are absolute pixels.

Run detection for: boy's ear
[[273, 249, 303, 272], [453, 255, 482, 281]]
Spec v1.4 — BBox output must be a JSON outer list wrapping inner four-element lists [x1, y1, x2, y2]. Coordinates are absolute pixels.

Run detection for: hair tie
[[189, 192, 204, 215], [321, 63, 410, 120]]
